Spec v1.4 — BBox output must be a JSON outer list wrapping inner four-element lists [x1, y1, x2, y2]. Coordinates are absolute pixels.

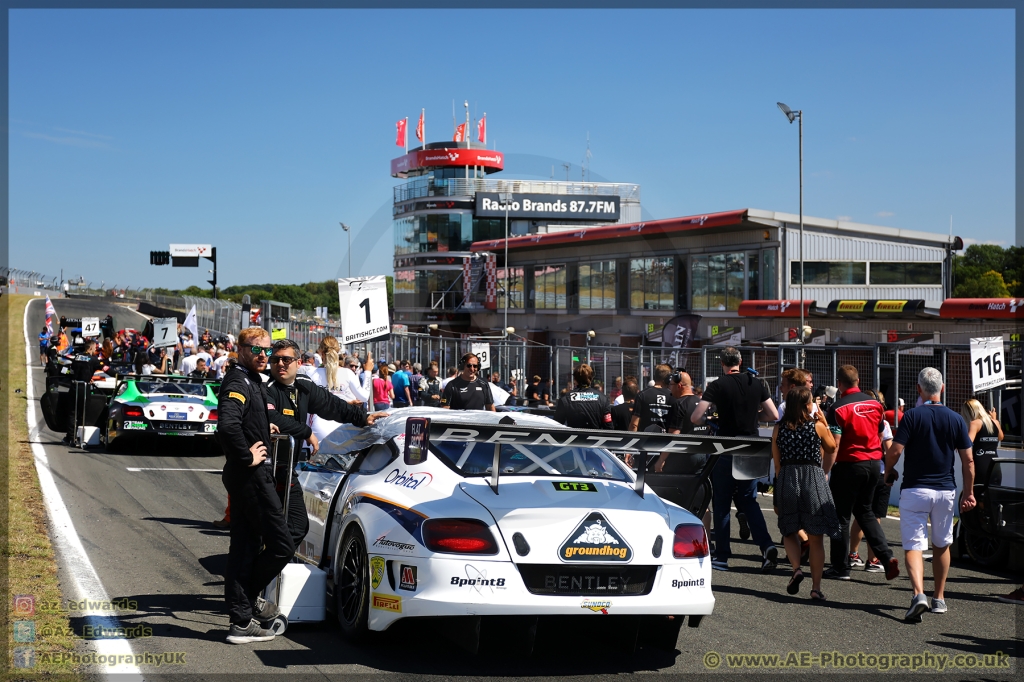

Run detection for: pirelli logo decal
[[371, 593, 402, 613], [874, 300, 908, 313], [836, 301, 867, 313], [227, 391, 246, 404]]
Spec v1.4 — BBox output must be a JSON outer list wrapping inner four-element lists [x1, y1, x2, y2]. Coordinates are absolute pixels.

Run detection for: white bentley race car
[[290, 407, 770, 652]]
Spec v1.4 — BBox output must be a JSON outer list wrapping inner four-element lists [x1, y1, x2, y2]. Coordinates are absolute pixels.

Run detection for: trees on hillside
[[953, 244, 1023, 298], [151, 277, 395, 315]]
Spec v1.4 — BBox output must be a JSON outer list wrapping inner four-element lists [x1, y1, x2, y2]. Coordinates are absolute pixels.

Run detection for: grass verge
[[4, 293, 82, 676]]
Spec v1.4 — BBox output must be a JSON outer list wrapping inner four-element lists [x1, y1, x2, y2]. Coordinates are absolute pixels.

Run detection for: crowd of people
[[44, 320, 1020, 638]]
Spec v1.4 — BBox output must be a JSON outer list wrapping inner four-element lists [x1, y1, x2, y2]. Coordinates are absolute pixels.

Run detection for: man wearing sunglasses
[[265, 339, 388, 548], [440, 352, 495, 411], [217, 326, 292, 644]]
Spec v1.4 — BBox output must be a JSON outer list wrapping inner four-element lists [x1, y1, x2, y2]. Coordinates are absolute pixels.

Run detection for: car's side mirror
[[404, 417, 430, 466]]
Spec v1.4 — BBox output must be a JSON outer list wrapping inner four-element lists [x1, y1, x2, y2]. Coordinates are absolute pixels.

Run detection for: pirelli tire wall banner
[[826, 299, 925, 318], [475, 193, 620, 221]]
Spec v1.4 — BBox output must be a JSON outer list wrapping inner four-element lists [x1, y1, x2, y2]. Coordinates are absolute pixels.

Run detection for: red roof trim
[[470, 209, 750, 252], [939, 298, 1024, 319], [737, 300, 815, 318]]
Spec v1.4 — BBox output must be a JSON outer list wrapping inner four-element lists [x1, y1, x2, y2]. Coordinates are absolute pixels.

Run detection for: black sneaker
[[226, 618, 275, 644], [253, 597, 281, 623], [823, 567, 851, 581], [761, 546, 779, 572], [737, 512, 750, 540]]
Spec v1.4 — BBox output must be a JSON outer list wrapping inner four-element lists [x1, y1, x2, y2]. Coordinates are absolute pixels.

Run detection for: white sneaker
[[226, 618, 276, 644]]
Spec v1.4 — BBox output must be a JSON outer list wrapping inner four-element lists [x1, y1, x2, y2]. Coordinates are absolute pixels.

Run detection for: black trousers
[[223, 465, 294, 626], [286, 477, 309, 551], [828, 459, 893, 573]]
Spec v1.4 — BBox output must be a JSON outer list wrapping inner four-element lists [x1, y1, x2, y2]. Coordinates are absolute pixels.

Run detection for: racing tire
[[962, 524, 1009, 568], [639, 615, 684, 652], [335, 529, 371, 640]]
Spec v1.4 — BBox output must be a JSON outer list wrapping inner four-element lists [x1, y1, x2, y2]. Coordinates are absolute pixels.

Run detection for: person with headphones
[[440, 352, 495, 411], [554, 363, 613, 429]]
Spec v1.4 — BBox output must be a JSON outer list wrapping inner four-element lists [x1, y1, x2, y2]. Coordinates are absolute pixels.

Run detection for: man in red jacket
[[824, 365, 900, 581]]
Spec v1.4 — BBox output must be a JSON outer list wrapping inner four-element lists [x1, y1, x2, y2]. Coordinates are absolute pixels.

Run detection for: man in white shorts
[[885, 367, 975, 622]]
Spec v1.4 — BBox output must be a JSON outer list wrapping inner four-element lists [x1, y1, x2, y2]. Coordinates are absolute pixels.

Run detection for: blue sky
[[9, 9, 1014, 291]]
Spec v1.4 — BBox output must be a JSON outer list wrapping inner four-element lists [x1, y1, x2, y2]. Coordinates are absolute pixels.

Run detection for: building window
[[762, 249, 777, 299], [790, 261, 867, 285], [533, 264, 567, 309], [747, 252, 760, 301], [869, 262, 942, 285], [691, 252, 747, 311], [498, 266, 525, 309], [630, 257, 674, 310], [580, 260, 616, 310]]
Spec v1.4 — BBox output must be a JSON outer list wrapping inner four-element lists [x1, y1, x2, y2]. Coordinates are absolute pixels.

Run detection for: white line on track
[[125, 467, 221, 472], [23, 298, 142, 679]]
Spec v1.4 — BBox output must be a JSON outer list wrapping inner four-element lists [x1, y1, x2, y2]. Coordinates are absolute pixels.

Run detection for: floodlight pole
[[778, 101, 805, 367], [798, 110, 804, 368], [340, 222, 351, 277]]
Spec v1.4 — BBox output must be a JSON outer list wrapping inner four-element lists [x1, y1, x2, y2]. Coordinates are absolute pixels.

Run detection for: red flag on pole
[[395, 118, 407, 147], [453, 123, 466, 143], [415, 110, 424, 144], [477, 114, 486, 144]]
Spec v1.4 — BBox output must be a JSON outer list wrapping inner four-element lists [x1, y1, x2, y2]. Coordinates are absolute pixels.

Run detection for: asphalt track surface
[[26, 297, 1022, 680]]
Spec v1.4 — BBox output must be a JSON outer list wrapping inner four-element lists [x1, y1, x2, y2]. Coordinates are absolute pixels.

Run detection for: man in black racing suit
[[554, 363, 613, 430], [264, 339, 386, 549], [63, 340, 104, 444], [216, 327, 290, 645]]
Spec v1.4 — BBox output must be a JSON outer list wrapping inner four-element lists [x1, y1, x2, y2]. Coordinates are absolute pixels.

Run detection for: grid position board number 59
[[81, 317, 100, 338], [153, 318, 178, 348], [969, 337, 1006, 393], [338, 276, 391, 345]]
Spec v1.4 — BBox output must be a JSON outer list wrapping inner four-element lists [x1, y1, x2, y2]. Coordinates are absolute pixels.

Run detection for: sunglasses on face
[[269, 356, 298, 366], [348, 364, 360, 369], [248, 346, 273, 356], [466, 364, 480, 369]]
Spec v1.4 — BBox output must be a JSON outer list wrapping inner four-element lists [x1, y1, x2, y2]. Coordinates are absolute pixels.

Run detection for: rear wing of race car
[[112, 373, 215, 384], [426, 420, 771, 506]]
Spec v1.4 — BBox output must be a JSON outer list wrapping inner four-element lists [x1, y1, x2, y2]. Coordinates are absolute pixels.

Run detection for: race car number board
[[470, 343, 491, 371], [338, 276, 390, 345], [81, 317, 100, 337], [152, 318, 178, 348], [970, 337, 1006, 392]]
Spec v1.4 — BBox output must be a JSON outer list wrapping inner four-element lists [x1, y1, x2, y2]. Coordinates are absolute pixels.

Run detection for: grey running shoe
[[226, 618, 276, 644], [253, 597, 281, 622], [761, 546, 779, 572], [930, 598, 947, 614], [905, 593, 930, 622]]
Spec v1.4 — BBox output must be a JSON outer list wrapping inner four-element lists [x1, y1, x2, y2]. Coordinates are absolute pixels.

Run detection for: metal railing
[[394, 177, 642, 204]]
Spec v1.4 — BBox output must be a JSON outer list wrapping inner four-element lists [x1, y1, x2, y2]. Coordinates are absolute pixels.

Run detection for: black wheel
[[335, 529, 370, 640], [268, 615, 288, 635], [640, 615, 684, 652], [962, 524, 1009, 568]]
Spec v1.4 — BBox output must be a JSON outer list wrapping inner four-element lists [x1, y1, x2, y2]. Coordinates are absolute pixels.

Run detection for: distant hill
[[152, 277, 394, 314]]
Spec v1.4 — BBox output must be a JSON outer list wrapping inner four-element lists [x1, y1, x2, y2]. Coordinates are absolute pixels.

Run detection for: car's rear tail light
[[123, 406, 143, 418], [673, 524, 709, 558], [208, 409, 218, 421], [422, 519, 499, 555]]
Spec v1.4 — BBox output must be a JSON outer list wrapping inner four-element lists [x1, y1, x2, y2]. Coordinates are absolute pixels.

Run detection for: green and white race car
[[104, 375, 219, 451]]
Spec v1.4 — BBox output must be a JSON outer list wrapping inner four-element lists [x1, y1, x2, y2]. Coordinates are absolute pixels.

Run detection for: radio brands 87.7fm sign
[[475, 193, 620, 221], [338, 276, 391, 345]]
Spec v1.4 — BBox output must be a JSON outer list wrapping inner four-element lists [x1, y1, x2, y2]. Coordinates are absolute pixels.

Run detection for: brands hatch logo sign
[[560, 512, 632, 563], [689, 215, 709, 225], [780, 301, 792, 313]]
